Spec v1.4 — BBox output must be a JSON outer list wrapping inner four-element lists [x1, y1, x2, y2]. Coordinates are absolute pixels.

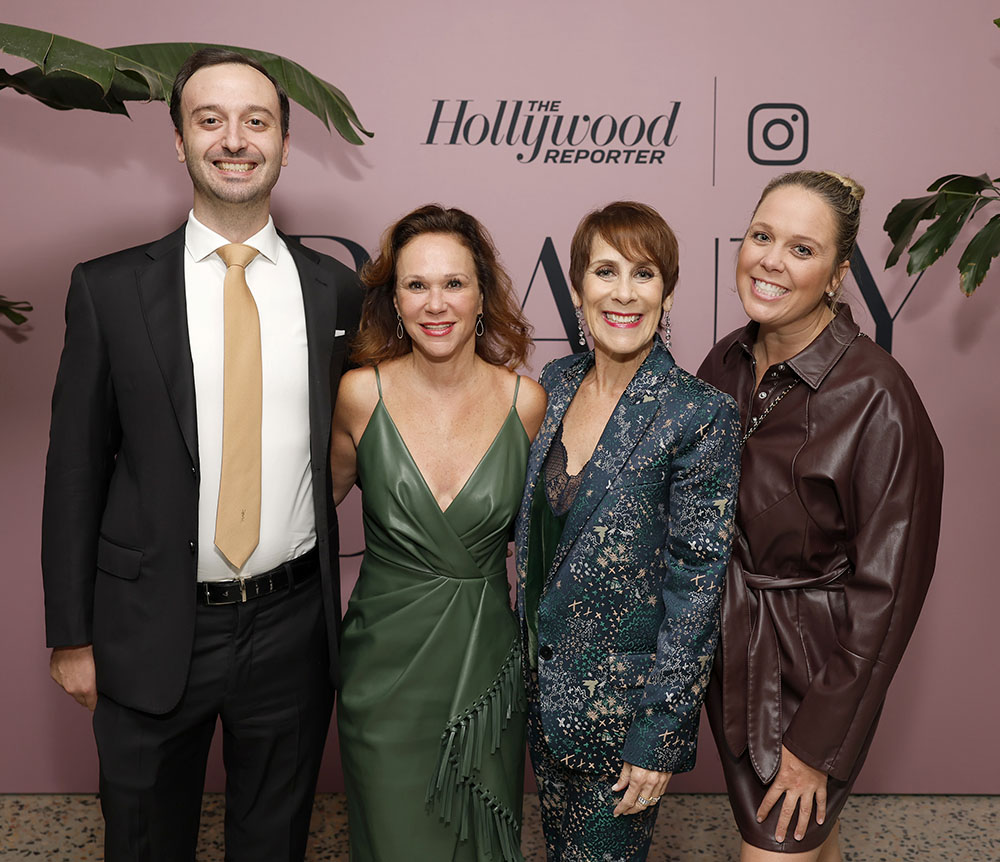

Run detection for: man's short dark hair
[[170, 47, 290, 137]]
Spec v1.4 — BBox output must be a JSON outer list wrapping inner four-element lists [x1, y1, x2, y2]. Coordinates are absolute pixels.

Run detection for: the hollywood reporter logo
[[424, 99, 681, 165], [747, 103, 808, 165]]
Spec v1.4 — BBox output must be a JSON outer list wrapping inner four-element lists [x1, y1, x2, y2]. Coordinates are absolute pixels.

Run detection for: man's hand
[[50, 645, 97, 711]]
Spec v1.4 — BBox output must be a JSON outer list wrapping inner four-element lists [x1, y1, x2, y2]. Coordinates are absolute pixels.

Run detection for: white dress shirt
[[183, 212, 316, 581]]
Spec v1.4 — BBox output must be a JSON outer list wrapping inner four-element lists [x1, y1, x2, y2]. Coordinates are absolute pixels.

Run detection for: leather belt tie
[[721, 531, 849, 783]]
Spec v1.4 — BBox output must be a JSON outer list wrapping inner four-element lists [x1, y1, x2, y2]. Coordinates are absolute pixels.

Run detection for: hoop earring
[[396, 314, 404, 340], [574, 306, 587, 347], [475, 313, 485, 337], [663, 312, 672, 349]]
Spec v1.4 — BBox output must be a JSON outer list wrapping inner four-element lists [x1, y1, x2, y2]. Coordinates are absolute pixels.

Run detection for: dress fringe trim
[[426, 638, 526, 862]]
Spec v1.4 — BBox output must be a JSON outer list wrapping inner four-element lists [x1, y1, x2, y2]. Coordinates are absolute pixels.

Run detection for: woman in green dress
[[330, 204, 547, 861]]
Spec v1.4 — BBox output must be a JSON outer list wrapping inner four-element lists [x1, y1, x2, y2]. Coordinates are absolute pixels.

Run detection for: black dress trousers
[[94, 568, 333, 862]]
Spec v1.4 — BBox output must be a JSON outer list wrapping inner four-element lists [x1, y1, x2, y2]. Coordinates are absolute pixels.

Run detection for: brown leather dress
[[698, 307, 944, 852]]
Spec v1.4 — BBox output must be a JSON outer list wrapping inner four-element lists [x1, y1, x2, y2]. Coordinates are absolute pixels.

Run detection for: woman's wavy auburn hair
[[352, 204, 533, 369]]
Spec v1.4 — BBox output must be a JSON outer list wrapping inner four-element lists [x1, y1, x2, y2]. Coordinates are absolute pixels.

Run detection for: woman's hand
[[756, 745, 827, 842], [611, 762, 671, 816]]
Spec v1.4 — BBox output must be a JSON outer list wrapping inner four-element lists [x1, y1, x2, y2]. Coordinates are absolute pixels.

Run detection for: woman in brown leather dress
[[698, 171, 944, 861]]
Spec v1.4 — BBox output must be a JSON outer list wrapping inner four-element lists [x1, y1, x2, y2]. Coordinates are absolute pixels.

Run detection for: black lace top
[[543, 423, 588, 517]]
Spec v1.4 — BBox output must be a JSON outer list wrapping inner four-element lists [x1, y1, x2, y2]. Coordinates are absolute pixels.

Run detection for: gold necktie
[[214, 243, 261, 569]]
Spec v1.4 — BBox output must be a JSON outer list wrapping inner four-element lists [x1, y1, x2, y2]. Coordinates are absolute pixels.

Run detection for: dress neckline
[[361, 368, 527, 514]]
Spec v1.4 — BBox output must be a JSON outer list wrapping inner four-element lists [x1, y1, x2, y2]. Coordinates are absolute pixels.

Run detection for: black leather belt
[[198, 546, 319, 605]]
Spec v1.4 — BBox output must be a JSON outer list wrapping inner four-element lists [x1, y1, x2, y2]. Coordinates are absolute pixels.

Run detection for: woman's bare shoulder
[[513, 372, 547, 442], [335, 366, 380, 439]]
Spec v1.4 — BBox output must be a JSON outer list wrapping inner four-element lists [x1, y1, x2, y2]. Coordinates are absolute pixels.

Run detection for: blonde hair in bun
[[822, 170, 866, 203]]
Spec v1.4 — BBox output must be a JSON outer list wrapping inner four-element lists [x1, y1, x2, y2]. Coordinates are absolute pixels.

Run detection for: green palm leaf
[[958, 214, 1000, 296], [0, 296, 33, 326], [0, 23, 372, 143], [884, 173, 1000, 294]]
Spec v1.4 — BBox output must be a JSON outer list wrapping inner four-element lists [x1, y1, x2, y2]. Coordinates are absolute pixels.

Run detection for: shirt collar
[[184, 210, 281, 265], [724, 305, 861, 390]]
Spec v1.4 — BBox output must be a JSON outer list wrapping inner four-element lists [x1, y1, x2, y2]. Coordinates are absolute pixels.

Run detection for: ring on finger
[[649, 796, 661, 804], [636, 796, 649, 806]]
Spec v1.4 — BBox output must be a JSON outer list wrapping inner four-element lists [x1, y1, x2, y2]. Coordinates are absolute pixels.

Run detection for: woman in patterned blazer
[[514, 201, 741, 860]]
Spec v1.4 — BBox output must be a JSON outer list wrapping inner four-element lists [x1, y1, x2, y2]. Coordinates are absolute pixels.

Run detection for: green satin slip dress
[[337, 368, 528, 862]]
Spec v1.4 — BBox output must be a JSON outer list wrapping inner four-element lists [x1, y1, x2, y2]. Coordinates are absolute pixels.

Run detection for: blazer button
[[539, 645, 554, 661], [189, 541, 196, 554]]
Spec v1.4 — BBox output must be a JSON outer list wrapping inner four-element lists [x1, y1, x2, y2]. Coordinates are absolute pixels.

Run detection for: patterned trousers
[[526, 676, 659, 862]]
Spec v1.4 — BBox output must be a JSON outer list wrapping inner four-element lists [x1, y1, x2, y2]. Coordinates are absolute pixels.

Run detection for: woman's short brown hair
[[352, 204, 533, 369], [569, 201, 680, 300]]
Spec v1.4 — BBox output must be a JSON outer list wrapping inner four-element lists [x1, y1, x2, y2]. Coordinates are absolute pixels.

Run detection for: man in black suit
[[41, 48, 361, 861]]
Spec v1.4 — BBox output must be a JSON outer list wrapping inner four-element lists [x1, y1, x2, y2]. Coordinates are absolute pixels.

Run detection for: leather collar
[[724, 306, 861, 391]]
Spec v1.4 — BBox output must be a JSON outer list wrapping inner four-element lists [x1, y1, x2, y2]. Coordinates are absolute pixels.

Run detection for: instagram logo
[[747, 103, 809, 165]]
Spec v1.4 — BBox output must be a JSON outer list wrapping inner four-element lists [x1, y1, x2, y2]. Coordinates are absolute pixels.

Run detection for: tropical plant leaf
[[904, 192, 981, 274], [884, 193, 939, 269], [927, 173, 992, 194], [0, 296, 33, 326], [0, 23, 372, 143], [972, 194, 997, 218], [115, 43, 371, 144], [0, 67, 136, 113], [958, 213, 1000, 295]]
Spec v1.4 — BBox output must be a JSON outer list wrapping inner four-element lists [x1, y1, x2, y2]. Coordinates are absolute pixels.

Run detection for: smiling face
[[574, 238, 672, 364], [174, 62, 289, 217], [393, 232, 483, 362], [736, 184, 850, 339]]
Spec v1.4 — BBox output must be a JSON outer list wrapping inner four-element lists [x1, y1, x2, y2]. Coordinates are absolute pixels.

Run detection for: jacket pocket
[[607, 652, 655, 688], [96, 535, 143, 581]]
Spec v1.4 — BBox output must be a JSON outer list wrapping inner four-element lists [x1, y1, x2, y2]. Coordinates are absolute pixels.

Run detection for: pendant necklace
[[740, 379, 799, 446]]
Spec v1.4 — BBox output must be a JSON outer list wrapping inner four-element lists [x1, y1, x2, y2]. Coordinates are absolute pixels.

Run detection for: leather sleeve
[[783, 378, 944, 780], [41, 264, 120, 647]]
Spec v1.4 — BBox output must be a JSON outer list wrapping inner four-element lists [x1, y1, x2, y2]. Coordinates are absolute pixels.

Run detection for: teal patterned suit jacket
[[515, 338, 741, 775]]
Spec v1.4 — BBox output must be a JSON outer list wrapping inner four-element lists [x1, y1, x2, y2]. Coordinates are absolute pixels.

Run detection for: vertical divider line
[[712, 76, 718, 187], [713, 237, 720, 343]]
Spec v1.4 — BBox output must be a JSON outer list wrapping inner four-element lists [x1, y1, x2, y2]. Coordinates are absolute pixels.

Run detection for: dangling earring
[[396, 313, 404, 340], [574, 306, 587, 347], [475, 313, 485, 337], [663, 312, 672, 349]]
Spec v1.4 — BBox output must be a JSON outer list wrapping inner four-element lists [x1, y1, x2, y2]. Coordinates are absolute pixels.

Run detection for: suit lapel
[[286, 236, 338, 476], [515, 353, 591, 582], [137, 227, 199, 468], [546, 341, 669, 584], [135, 229, 339, 485], [530, 356, 591, 496]]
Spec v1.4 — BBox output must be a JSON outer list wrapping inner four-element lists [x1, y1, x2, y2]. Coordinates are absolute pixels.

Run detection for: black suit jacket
[[41, 225, 362, 714]]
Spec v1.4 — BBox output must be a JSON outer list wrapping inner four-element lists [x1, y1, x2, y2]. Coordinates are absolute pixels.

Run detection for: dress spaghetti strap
[[374, 365, 384, 398], [512, 374, 521, 407]]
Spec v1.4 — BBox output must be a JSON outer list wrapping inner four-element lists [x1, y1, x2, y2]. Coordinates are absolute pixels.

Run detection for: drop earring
[[663, 312, 672, 349], [475, 313, 485, 337], [574, 306, 587, 347], [396, 314, 404, 340]]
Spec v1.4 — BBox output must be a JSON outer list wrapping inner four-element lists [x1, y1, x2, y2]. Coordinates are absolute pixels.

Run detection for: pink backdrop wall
[[2, 1, 997, 795]]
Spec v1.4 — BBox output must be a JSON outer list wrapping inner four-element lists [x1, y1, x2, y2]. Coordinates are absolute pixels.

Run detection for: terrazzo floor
[[2, 792, 996, 860]]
